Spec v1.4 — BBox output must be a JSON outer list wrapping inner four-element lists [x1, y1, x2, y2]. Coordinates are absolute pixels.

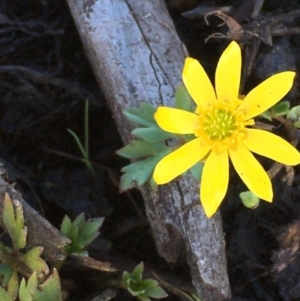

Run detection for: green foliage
[[61, 213, 104, 256], [0, 193, 62, 301], [21, 247, 49, 276], [117, 143, 173, 192], [118, 93, 204, 190], [0, 264, 14, 287], [68, 99, 94, 173], [124, 103, 175, 142], [271, 100, 290, 116], [287, 105, 300, 128], [117, 140, 170, 160], [240, 191, 260, 209], [3, 196, 27, 251], [0, 194, 48, 278], [117, 102, 178, 191], [19, 270, 62, 301], [0, 270, 18, 301], [122, 263, 167, 301], [175, 85, 194, 112], [262, 100, 290, 121], [190, 162, 204, 181]]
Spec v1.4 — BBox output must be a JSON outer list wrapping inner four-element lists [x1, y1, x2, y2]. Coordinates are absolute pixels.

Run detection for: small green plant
[[239, 191, 260, 209], [116, 94, 204, 192], [122, 262, 167, 301], [60, 213, 104, 256], [60, 216, 169, 301], [0, 193, 62, 301], [19, 270, 61, 301], [68, 99, 94, 173]]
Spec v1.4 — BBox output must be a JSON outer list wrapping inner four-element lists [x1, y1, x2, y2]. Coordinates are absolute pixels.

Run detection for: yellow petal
[[239, 72, 295, 120], [153, 138, 210, 184], [229, 143, 273, 202], [182, 57, 216, 106], [154, 107, 198, 134], [200, 150, 229, 217], [244, 129, 300, 165], [215, 41, 241, 101]]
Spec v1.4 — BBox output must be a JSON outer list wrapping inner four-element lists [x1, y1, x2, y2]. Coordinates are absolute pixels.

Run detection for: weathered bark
[[66, 0, 231, 300]]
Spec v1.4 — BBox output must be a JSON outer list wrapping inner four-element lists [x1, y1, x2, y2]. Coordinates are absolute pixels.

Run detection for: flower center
[[203, 109, 237, 140], [194, 99, 254, 151]]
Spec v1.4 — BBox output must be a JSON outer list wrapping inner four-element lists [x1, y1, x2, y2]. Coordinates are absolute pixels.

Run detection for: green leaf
[[123, 103, 157, 127], [73, 213, 85, 228], [21, 247, 49, 276], [76, 218, 103, 247], [119, 147, 173, 192], [60, 216, 72, 237], [117, 141, 167, 159], [33, 269, 62, 301], [122, 271, 131, 284], [0, 264, 13, 287], [150, 177, 157, 191], [287, 105, 300, 121], [146, 286, 168, 299], [19, 272, 38, 301], [3, 193, 27, 251], [294, 120, 300, 128], [19, 270, 62, 301], [123, 263, 167, 301], [141, 279, 159, 288], [261, 110, 272, 121], [190, 162, 204, 181], [0, 286, 14, 301], [7, 270, 18, 301], [61, 214, 103, 255], [131, 127, 174, 142], [137, 294, 151, 301], [240, 191, 260, 209], [175, 85, 194, 112], [0, 270, 18, 301], [127, 283, 145, 297], [123, 103, 175, 142], [272, 100, 290, 116], [131, 262, 144, 282]]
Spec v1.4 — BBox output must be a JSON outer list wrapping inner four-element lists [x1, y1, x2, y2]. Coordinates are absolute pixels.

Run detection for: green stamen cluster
[[203, 109, 237, 140]]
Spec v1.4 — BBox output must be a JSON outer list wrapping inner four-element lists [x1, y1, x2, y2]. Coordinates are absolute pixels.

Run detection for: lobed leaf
[[21, 247, 49, 276], [146, 286, 168, 299], [61, 214, 103, 255], [79, 219, 103, 246], [117, 141, 167, 159], [7, 270, 18, 301], [0, 286, 14, 301], [131, 262, 144, 282], [190, 162, 204, 181], [131, 127, 174, 143], [120, 147, 173, 192], [3, 194, 27, 251], [123, 103, 157, 127], [60, 216, 72, 237], [175, 85, 194, 112], [271, 100, 290, 116], [19, 272, 38, 301], [19, 270, 62, 301], [33, 269, 62, 301], [0, 264, 13, 287]]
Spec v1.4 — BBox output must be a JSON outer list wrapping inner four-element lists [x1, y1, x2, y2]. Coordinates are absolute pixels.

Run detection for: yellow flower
[[153, 41, 300, 217]]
